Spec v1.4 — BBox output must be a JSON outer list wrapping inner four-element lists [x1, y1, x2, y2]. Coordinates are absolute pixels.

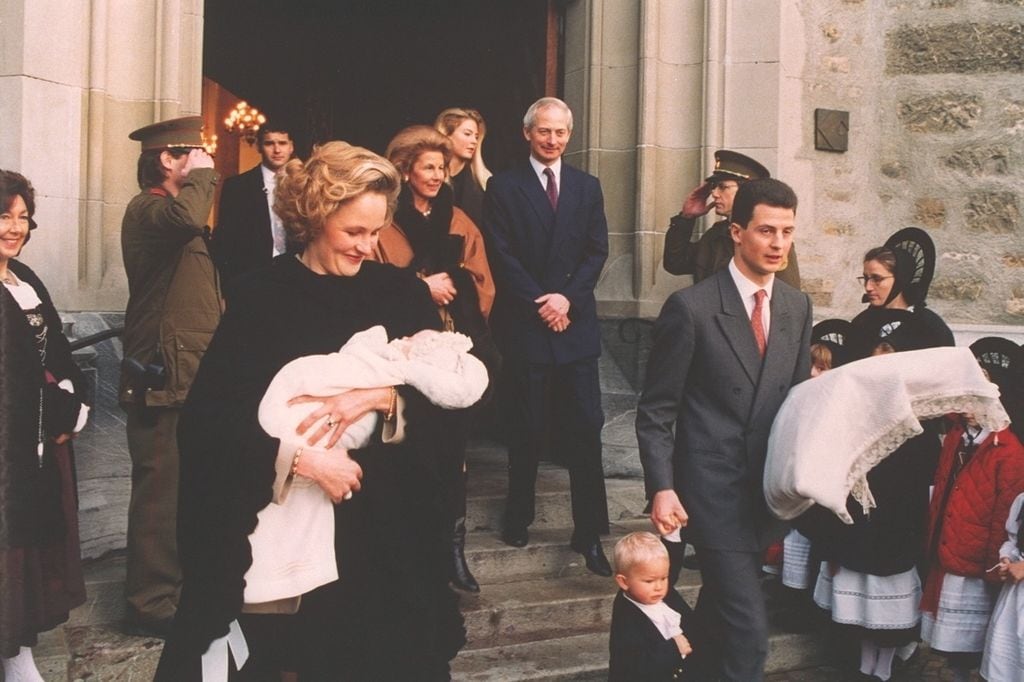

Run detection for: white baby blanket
[[764, 346, 1008, 524]]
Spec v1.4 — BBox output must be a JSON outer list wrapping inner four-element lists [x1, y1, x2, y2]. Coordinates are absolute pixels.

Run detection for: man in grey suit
[[636, 179, 812, 681]]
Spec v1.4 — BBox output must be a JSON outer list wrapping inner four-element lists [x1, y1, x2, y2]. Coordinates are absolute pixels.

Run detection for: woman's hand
[[423, 272, 457, 306], [294, 447, 363, 503], [1008, 560, 1024, 584], [290, 387, 394, 449]]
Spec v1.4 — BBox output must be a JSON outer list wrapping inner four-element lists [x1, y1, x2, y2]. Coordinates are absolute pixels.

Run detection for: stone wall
[[785, 0, 1024, 325], [0, 0, 207, 313]]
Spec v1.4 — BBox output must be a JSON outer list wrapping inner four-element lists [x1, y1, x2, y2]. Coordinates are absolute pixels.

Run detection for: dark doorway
[[204, 0, 559, 172]]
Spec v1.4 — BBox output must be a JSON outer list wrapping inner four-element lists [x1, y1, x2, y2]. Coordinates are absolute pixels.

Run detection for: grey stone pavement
[[17, 315, 979, 681]]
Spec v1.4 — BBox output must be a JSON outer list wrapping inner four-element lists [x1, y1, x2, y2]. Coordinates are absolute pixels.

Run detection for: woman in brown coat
[[374, 125, 499, 593]]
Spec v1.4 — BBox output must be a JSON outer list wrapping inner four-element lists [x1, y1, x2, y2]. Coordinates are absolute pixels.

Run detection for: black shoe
[[451, 517, 481, 593], [501, 525, 529, 548], [572, 541, 612, 577]]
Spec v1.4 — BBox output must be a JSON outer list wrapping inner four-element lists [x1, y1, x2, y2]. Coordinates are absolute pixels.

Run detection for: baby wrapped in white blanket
[[243, 326, 488, 606], [764, 346, 1009, 525]]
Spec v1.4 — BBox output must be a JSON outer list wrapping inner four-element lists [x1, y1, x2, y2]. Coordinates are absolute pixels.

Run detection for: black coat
[[156, 256, 464, 680], [212, 165, 276, 289], [608, 589, 695, 681], [482, 162, 608, 365], [0, 260, 87, 548]]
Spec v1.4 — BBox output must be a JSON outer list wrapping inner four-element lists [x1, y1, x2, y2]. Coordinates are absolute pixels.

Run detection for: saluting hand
[[182, 148, 215, 175], [680, 182, 714, 219]]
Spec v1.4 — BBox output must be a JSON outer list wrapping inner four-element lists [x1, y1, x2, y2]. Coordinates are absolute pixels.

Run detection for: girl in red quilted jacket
[[921, 338, 1024, 682]]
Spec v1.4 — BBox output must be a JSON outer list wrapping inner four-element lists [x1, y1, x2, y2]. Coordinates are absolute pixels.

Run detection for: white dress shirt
[[528, 155, 562, 194], [728, 258, 774, 337], [261, 164, 287, 257], [623, 593, 684, 639]]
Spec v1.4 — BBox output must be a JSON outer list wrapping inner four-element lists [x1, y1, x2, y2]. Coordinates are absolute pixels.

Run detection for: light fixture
[[224, 101, 267, 145]]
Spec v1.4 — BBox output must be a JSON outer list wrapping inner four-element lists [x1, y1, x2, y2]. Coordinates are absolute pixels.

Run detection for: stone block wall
[[790, 0, 1024, 325]]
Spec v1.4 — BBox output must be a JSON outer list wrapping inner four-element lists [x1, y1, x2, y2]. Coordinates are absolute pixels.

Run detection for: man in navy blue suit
[[482, 97, 612, 576]]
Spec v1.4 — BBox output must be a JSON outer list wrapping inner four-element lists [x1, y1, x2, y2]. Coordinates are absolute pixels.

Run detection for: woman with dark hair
[[811, 229, 955, 680], [852, 227, 954, 355], [434, 108, 493, 227], [373, 125, 499, 593], [156, 142, 464, 681], [0, 170, 90, 682]]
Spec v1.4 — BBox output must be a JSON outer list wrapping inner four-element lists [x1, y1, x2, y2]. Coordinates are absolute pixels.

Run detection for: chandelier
[[224, 101, 266, 145]]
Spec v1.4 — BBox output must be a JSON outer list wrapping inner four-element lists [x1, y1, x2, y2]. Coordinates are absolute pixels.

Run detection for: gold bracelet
[[291, 447, 303, 477], [385, 387, 398, 422]]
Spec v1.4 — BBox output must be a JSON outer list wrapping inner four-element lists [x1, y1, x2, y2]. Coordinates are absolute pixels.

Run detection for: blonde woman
[[434, 107, 493, 226], [156, 142, 465, 681]]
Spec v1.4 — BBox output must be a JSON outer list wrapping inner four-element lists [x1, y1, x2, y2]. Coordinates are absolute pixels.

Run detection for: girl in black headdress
[[812, 229, 954, 680], [851, 227, 954, 355]]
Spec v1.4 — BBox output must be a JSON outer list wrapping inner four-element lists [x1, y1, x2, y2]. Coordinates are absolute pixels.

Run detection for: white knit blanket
[[243, 326, 488, 605], [764, 347, 1009, 525]]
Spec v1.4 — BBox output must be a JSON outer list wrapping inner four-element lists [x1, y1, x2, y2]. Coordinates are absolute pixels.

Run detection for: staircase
[[448, 439, 831, 681]]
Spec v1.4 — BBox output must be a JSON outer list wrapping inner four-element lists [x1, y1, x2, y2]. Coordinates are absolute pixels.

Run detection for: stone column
[[563, 0, 643, 316], [0, 0, 206, 311]]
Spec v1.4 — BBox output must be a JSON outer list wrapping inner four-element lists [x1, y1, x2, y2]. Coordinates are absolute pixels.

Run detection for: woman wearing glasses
[[851, 227, 954, 354], [810, 228, 953, 680]]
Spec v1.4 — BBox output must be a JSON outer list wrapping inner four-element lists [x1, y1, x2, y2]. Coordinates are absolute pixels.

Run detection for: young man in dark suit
[[211, 123, 294, 288], [482, 97, 612, 575], [636, 179, 812, 680]]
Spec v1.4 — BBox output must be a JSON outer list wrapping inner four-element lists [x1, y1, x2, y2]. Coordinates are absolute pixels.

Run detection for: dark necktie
[[751, 289, 767, 358], [543, 167, 558, 210]]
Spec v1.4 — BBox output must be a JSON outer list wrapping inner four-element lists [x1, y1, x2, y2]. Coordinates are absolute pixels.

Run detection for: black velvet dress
[[156, 256, 465, 681], [0, 260, 87, 658]]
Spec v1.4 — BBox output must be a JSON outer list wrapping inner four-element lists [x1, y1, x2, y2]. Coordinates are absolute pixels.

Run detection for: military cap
[[706, 150, 770, 182], [129, 115, 205, 151]]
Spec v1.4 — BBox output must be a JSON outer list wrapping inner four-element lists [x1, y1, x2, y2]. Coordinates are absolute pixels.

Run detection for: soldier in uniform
[[119, 116, 222, 636], [663, 149, 800, 289]]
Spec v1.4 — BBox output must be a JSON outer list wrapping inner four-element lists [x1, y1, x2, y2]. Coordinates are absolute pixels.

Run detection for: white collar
[[260, 164, 279, 188], [729, 258, 774, 302], [529, 155, 562, 185], [622, 592, 683, 639]]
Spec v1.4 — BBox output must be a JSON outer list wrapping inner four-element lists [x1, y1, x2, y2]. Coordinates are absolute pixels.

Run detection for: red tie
[[543, 167, 558, 210], [751, 289, 767, 358]]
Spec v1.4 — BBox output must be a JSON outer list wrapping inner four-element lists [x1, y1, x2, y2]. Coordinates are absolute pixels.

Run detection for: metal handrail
[[69, 327, 123, 352]]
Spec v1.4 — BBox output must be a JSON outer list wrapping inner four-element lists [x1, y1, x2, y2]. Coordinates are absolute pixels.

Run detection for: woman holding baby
[[156, 141, 465, 681]]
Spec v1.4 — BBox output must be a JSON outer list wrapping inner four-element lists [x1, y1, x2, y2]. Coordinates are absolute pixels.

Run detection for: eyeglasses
[[709, 180, 739, 192], [857, 275, 894, 287]]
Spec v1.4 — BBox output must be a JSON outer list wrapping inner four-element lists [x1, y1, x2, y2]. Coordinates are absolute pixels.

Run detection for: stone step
[[465, 476, 647, 532], [460, 571, 703, 650], [451, 627, 830, 681], [463, 519, 651, 585]]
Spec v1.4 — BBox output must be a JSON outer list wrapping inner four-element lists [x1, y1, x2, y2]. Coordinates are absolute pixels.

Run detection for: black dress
[[0, 260, 87, 658], [156, 256, 465, 680]]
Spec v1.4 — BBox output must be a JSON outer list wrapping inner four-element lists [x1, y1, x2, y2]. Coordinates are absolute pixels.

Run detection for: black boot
[[451, 517, 480, 593]]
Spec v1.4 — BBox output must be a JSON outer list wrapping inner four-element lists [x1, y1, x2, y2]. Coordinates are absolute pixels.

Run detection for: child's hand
[[672, 633, 692, 657], [1008, 560, 1024, 584]]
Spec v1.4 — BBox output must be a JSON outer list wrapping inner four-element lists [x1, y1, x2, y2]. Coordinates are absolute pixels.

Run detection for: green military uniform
[[663, 215, 801, 288], [120, 117, 222, 627], [662, 148, 802, 290]]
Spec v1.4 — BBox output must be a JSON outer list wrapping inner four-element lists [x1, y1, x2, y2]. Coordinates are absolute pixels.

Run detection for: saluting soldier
[[663, 149, 800, 289], [119, 116, 222, 636]]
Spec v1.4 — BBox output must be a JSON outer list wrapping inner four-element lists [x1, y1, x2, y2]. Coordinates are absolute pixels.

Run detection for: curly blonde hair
[[434, 107, 493, 189], [384, 126, 452, 178], [274, 141, 400, 246]]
